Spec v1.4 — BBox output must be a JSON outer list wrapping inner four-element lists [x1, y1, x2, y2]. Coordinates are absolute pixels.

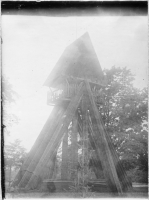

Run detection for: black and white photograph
[[1, 1, 148, 199]]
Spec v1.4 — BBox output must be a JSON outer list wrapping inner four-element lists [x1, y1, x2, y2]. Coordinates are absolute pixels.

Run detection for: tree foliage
[[5, 139, 27, 169], [99, 66, 148, 182], [4, 139, 27, 185], [52, 67, 148, 183], [2, 76, 19, 134]]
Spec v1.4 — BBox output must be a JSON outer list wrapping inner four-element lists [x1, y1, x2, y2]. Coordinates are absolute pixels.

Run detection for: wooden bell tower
[[12, 33, 132, 195]]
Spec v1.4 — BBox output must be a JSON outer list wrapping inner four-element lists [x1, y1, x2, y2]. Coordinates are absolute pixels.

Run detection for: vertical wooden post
[[88, 128, 104, 179], [81, 90, 89, 195], [49, 155, 57, 179], [70, 115, 78, 181], [61, 131, 68, 180], [43, 150, 57, 180]]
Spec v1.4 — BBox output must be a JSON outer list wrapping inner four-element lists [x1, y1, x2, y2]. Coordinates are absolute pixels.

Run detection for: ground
[[4, 186, 148, 199]]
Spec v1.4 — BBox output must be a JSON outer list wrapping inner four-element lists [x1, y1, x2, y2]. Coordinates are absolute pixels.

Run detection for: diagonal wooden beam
[[88, 92, 132, 191], [17, 105, 66, 188], [12, 104, 65, 187], [24, 82, 84, 189], [99, 116, 132, 191], [85, 80, 123, 195]]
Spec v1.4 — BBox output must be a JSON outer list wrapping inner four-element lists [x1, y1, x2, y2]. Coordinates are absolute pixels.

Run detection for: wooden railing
[[47, 88, 103, 106]]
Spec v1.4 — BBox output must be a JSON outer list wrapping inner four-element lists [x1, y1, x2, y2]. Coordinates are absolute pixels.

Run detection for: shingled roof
[[44, 32, 105, 88]]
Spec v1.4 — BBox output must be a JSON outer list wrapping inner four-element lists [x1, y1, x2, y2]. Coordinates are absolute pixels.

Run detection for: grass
[[5, 182, 148, 199]]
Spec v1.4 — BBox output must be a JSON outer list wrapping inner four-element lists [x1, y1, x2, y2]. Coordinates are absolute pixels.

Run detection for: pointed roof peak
[[77, 32, 90, 40], [68, 32, 91, 46], [44, 32, 105, 88]]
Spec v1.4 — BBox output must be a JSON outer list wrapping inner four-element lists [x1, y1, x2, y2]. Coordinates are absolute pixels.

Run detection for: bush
[[126, 168, 148, 183]]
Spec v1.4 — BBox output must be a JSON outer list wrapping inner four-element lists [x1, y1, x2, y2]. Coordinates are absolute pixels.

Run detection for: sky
[[2, 15, 148, 151]]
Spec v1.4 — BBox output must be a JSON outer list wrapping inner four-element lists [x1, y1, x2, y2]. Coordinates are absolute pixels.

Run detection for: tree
[[99, 66, 148, 183], [4, 139, 27, 187], [2, 76, 19, 135]]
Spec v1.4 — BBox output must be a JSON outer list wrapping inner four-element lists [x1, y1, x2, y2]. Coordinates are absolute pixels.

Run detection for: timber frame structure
[[12, 33, 132, 195]]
